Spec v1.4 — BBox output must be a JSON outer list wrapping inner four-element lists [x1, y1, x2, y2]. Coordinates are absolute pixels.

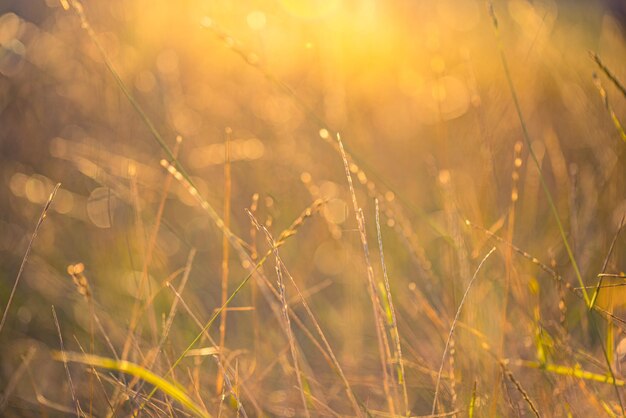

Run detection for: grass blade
[[487, 2, 590, 306], [0, 183, 60, 336], [51, 351, 210, 418]]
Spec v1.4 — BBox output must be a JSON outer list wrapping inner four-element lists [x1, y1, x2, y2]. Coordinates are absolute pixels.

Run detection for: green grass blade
[[488, 3, 590, 306], [51, 351, 210, 418], [520, 360, 625, 386]]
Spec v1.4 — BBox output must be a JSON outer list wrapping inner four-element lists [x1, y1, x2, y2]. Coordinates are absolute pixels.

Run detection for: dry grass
[[1, 0, 626, 416]]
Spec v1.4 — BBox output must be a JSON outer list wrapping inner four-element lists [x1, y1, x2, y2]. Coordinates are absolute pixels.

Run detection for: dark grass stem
[[590, 52, 626, 99], [500, 362, 540, 418]]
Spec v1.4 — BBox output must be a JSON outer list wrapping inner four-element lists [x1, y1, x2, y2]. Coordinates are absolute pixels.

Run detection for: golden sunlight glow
[[278, 0, 341, 19], [246, 11, 267, 30]]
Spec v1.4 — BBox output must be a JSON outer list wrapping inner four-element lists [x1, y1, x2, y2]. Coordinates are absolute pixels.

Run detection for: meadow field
[[1, 0, 625, 416]]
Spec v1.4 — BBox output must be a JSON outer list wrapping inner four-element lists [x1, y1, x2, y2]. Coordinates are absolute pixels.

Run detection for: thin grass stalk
[[588, 312, 625, 414], [168, 283, 260, 416], [465, 220, 626, 328], [336, 133, 396, 415], [124, 247, 197, 407], [598, 274, 626, 279], [88, 289, 94, 414], [120, 136, 183, 366], [375, 199, 409, 415], [431, 247, 496, 415], [249, 215, 310, 417], [0, 183, 60, 335], [594, 215, 625, 364], [500, 361, 540, 418], [161, 250, 196, 359], [487, 2, 590, 306], [214, 355, 248, 418], [0, 346, 36, 412], [491, 141, 523, 415], [138, 253, 269, 412], [52, 305, 82, 416], [104, 137, 183, 417], [23, 360, 48, 416], [265, 258, 371, 416], [67, 263, 97, 415], [217, 128, 232, 394], [592, 73, 626, 144], [73, 336, 115, 416], [244, 206, 363, 415], [247, 193, 260, 357], [590, 52, 626, 99], [128, 166, 154, 339], [277, 266, 363, 415], [469, 219, 625, 411]]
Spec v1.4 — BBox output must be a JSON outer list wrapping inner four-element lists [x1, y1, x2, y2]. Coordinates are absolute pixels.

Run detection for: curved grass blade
[[51, 351, 210, 418]]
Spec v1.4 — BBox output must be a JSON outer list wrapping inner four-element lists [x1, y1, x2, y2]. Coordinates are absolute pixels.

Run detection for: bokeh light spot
[[87, 187, 117, 228], [247, 11, 267, 30]]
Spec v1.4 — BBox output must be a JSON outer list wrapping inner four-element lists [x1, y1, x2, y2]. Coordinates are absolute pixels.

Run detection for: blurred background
[[0, 0, 625, 416]]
